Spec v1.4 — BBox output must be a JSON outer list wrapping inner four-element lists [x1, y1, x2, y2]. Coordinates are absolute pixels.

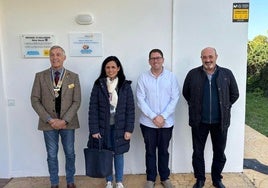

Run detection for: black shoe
[[213, 181, 225, 188], [67, 183, 76, 188], [193, 180, 205, 188]]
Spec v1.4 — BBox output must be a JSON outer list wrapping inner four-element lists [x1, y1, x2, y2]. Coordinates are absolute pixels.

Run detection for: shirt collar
[[51, 67, 64, 74]]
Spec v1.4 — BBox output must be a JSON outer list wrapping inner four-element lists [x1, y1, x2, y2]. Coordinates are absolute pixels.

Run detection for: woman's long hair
[[96, 56, 126, 88]]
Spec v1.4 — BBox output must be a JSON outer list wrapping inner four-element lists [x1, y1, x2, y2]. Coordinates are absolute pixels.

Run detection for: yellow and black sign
[[233, 3, 249, 22]]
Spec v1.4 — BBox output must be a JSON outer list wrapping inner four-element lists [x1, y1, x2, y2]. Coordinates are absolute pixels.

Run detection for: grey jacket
[[31, 68, 81, 130]]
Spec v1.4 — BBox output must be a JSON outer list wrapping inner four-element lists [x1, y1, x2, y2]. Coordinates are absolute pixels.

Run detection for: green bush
[[247, 35, 268, 93]]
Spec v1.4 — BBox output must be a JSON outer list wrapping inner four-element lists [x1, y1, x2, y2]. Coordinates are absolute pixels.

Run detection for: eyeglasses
[[201, 55, 214, 60], [149, 57, 163, 61]]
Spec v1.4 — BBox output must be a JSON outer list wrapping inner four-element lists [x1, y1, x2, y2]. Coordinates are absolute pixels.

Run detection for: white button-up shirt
[[136, 68, 180, 128]]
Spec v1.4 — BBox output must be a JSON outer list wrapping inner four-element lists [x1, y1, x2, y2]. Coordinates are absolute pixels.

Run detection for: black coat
[[88, 78, 135, 154], [182, 65, 239, 131]]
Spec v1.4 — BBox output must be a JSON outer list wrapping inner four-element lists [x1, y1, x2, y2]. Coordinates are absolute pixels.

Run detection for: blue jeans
[[106, 154, 124, 182], [140, 124, 173, 182], [43, 129, 75, 185], [106, 125, 124, 182]]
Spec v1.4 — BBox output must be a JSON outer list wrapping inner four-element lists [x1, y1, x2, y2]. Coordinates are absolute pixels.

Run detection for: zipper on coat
[[209, 80, 212, 124]]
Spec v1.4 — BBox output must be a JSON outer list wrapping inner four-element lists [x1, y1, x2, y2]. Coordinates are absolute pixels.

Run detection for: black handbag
[[84, 138, 113, 178]]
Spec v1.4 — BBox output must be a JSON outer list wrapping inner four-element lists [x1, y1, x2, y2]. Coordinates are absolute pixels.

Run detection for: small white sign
[[21, 34, 56, 58], [69, 33, 103, 57]]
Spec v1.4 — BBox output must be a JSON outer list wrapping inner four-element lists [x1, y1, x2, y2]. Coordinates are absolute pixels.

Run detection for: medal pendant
[[55, 91, 59, 98]]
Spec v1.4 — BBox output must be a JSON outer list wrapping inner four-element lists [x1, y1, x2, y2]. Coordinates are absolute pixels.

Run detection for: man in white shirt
[[136, 49, 180, 188]]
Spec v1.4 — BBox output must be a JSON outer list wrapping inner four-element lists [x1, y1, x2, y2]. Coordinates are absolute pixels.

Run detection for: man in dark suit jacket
[[31, 45, 81, 188], [183, 47, 239, 188]]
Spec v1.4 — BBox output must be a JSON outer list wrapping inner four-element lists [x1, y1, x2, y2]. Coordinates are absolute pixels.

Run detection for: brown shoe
[[67, 183, 76, 188], [51, 185, 59, 188]]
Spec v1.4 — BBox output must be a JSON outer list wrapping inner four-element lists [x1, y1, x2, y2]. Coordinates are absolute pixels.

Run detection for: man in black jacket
[[183, 47, 239, 188]]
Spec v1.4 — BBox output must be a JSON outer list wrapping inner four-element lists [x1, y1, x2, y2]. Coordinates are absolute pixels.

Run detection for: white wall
[[0, 0, 10, 178], [0, 0, 248, 178], [171, 0, 248, 173]]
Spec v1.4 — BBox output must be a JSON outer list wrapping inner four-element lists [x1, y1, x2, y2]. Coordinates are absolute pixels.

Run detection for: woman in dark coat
[[88, 56, 135, 188]]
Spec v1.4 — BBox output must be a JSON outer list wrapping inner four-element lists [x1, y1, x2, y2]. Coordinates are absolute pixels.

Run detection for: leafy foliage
[[247, 35, 268, 94]]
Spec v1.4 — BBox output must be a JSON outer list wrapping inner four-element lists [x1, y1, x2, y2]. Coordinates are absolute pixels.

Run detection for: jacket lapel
[[61, 70, 69, 96], [44, 69, 55, 97]]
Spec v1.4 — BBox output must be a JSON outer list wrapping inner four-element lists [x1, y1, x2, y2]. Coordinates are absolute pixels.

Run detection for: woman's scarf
[[107, 77, 118, 112]]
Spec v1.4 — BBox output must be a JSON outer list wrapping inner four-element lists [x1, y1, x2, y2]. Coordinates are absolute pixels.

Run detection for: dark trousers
[[140, 124, 173, 182], [191, 123, 228, 183]]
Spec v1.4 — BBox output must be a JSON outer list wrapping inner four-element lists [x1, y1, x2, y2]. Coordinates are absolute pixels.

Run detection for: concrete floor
[[2, 125, 268, 188]]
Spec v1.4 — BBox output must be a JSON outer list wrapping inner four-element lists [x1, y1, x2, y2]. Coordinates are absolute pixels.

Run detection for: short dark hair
[[149, 49, 163, 59]]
